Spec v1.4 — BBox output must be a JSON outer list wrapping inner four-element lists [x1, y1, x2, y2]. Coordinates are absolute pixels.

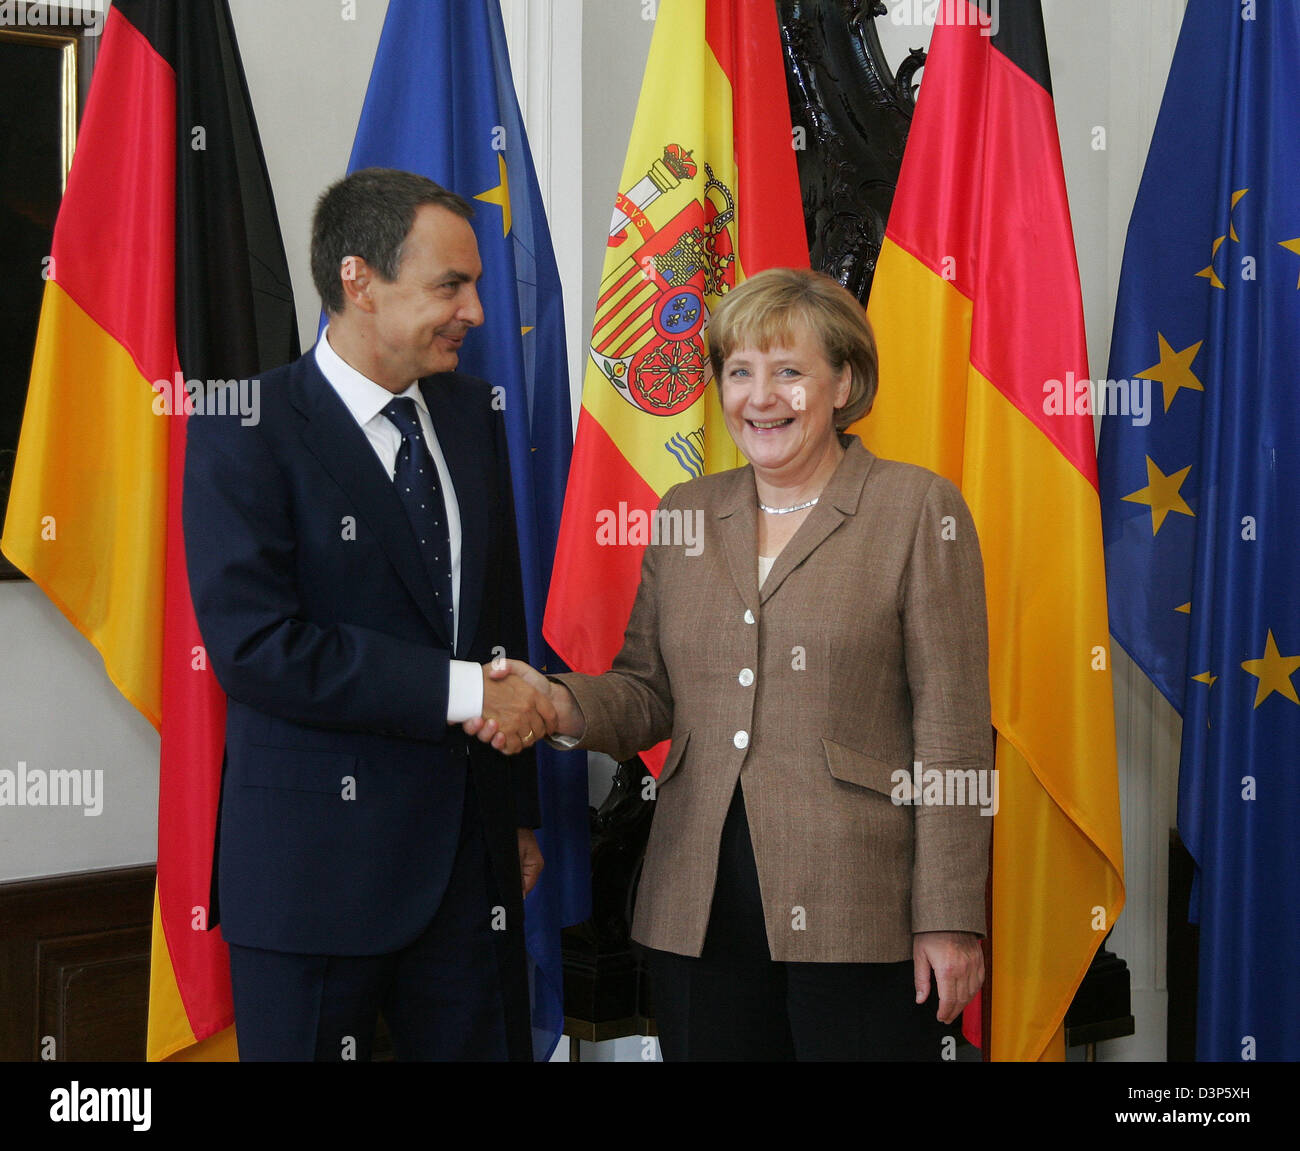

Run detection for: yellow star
[[1175, 602, 1191, 614], [1136, 333, 1205, 412], [520, 325, 534, 337], [1279, 237, 1300, 288], [474, 153, 512, 237], [1195, 190, 1248, 286], [1191, 670, 1217, 689], [1241, 629, 1300, 708], [1196, 235, 1228, 289], [1122, 456, 1194, 535], [1227, 187, 1248, 241]]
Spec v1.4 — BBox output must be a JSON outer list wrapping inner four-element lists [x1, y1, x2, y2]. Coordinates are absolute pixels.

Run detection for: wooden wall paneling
[[0, 866, 154, 1062]]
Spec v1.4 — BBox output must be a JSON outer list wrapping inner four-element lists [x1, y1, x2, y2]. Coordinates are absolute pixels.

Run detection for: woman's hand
[[913, 931, 985, 1024]]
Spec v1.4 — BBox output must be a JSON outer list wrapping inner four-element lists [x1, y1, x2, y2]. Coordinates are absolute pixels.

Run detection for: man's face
[[366, 203, 484, 387]]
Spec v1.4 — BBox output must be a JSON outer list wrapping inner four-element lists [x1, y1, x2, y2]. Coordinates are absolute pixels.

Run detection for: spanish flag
[[851, 0, 1125, 1060], [544, 0, 806, 770], [0, 0, 297, 1060]]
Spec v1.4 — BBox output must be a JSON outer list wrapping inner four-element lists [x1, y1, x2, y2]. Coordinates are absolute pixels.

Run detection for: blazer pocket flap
[[821, 738, 907, 798], [656, 730, 691, 785], [239, 747, 357, 794]]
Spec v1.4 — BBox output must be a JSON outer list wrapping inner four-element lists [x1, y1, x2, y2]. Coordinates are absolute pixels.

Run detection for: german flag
[[544, 0, 806, 772], [850, 0, 1125, 1060], [0, 0, 297, 1060]]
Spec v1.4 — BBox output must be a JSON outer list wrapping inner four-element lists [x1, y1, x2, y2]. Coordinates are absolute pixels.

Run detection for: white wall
[[225, 0, 388, 346], [0, 585, 159, 877]]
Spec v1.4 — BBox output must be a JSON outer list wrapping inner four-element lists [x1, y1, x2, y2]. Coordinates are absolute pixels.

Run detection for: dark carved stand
[[561, 757, 658, 1050]]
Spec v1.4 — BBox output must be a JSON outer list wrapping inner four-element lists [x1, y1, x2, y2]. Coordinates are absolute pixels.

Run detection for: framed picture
[[0, 4, 101, 579]]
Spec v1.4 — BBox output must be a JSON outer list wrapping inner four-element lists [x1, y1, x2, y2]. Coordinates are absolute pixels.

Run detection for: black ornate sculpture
[[779, 0, 925, 303]]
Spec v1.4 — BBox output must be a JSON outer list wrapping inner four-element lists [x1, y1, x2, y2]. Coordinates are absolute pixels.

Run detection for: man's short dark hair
[[311, 168, 473, 314]]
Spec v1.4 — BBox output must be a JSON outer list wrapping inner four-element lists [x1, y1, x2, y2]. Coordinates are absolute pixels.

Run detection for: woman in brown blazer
[[473, 268, 993, 1061]]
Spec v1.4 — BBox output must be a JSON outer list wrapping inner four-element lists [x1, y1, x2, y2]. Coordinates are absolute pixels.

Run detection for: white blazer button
[[743, 609, 755, 625], [734, 730, 749, 749], [738, 668, 754, 686]]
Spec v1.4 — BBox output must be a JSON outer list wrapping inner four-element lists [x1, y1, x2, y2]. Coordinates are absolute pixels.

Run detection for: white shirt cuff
[[547, 733, 582, 750], [446, 660, 484, 725]]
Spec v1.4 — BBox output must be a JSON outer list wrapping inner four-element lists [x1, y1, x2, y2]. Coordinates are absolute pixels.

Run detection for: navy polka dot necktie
[[382, 397, 455, 643]]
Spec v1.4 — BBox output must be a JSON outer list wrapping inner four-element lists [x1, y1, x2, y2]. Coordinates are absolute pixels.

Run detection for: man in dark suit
[[183, 168, 556, 1061]]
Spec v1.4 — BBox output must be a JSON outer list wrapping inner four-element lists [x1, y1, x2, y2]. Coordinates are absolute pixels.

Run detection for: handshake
[[462, 659, 586, 755]]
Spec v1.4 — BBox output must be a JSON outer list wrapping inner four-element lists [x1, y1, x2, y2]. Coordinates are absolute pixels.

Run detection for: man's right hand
[[477, 664, 559, 756], [466, 659, 585, 752]]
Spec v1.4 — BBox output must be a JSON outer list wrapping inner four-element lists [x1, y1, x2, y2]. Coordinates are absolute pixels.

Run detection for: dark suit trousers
[[644, 782, 953, 1061], [228, 778, 511, 1062]]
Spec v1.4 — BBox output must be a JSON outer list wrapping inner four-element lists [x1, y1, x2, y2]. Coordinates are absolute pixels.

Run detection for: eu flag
[[346, 0, 588, 1061], [1099, 0, 1300, 1061]]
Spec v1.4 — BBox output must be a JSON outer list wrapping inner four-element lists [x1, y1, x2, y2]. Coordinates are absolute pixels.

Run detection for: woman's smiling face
[[718, 320, 850, 477]]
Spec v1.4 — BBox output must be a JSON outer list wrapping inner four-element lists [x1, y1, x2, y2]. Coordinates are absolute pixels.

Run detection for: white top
[[758, 554, 776, 588], [314, 328, 482, 724]]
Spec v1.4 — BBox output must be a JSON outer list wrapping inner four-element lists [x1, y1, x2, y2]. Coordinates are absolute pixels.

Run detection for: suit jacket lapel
[[291, 358, 454, 649], [758, 436, 877, 605], [714, 467, 761, 617], [421, 376, 488, 656]]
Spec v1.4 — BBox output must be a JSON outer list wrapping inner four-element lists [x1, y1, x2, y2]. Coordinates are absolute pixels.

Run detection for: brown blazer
[[555, 435, 992, 963]]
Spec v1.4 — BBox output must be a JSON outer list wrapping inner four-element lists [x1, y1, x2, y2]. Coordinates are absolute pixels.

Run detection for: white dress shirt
[[315, 329, 483, 724]]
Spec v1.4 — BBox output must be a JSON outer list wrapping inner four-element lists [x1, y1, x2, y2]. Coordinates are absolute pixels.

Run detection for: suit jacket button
[[743, 609, 756, 625], [733, 730, 749, 749], [738, 667, 754, 686]]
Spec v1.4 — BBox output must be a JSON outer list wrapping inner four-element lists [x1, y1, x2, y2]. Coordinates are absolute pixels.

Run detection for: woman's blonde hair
[[708, 267, 878, 429]]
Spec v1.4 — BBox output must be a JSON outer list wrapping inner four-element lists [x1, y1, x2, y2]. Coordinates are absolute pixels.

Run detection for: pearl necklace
[[758, 496, 819, 515]]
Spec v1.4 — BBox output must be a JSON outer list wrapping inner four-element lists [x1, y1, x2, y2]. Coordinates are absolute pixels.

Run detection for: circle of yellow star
[[1122, 456, 1195, 535], [1195, 189, 1248, 288], [1195, 235, 1228, 290], [475, 153, 512, 237], [1137, 333, 1205, 412], [1280, 237, 1300, 289], [1241, 630, 1300, 708]]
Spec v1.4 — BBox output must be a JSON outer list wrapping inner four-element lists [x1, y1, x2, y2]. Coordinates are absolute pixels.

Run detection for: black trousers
[[228, 778, 512, 1062], [644, 783, 953, 1061]]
